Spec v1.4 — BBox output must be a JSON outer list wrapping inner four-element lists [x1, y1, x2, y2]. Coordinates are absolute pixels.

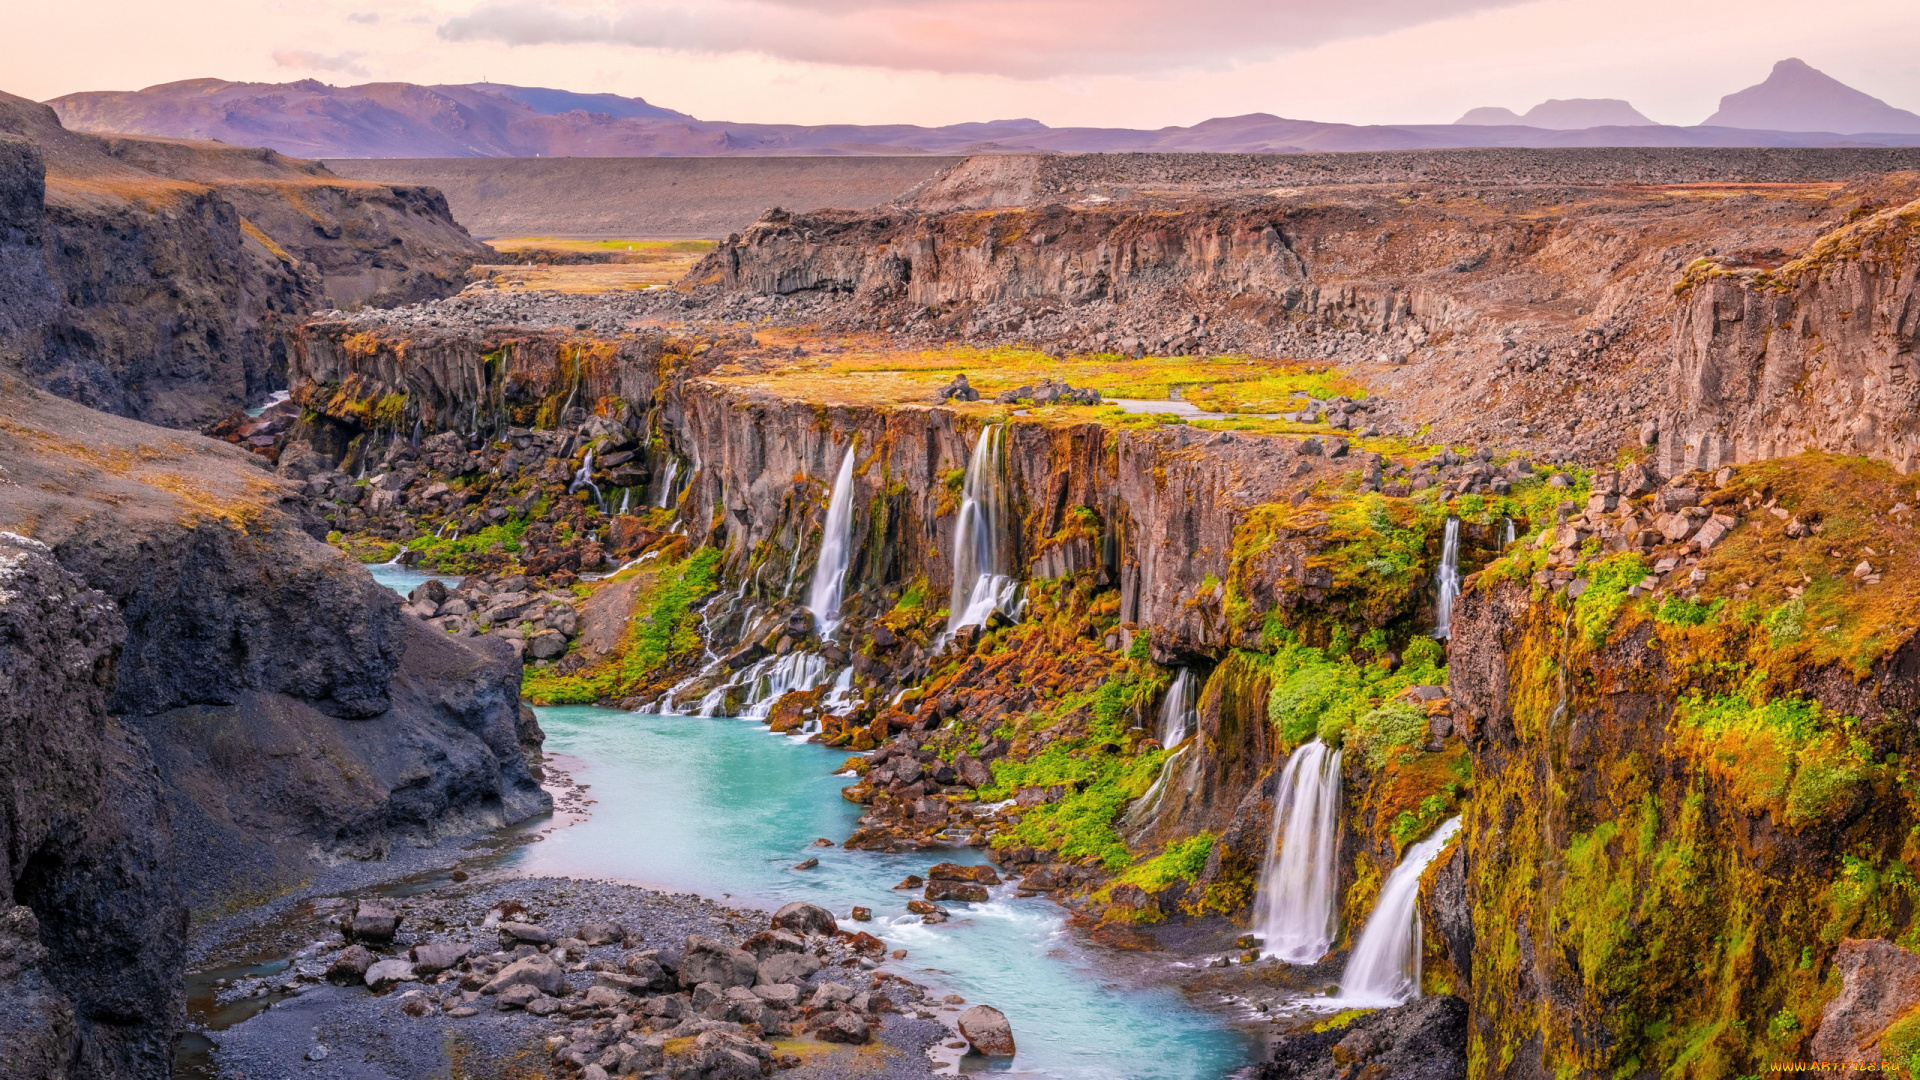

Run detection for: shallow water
[[513, 706, 1255, 1080], [366, 562, 447, 598]]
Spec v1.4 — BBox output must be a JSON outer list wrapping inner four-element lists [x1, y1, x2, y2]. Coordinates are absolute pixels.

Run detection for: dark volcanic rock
[[0, 532, 183, 1080], [1255, 995, 1468, 1080]]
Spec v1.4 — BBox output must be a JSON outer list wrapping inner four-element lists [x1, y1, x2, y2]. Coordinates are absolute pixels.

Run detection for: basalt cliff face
[[1666, 194, 1920, 474], [0, 91, 489, 429], [676, 153, 1920, 460], [0, 370, 547, 1079]]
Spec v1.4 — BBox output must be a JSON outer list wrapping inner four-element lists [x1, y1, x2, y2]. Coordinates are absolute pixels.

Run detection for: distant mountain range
[[44, 60, 1920, 160], [1460, 59, 1920, 138]]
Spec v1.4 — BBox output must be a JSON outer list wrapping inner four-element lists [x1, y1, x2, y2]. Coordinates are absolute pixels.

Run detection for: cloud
[[436, 0, 1527, 78], [270, 48, 371, 76], [347, 11, 381, 23]]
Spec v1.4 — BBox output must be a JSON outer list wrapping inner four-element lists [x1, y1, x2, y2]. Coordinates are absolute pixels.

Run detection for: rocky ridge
[[0, 90, 489, 428]]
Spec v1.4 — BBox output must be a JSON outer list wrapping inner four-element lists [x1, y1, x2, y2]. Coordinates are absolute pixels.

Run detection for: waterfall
[[1502, 516, 1515, 546], [1160, 669, 1198, 746], [1337, 815, 1463, 1006], [947, 425, 1017, 634], [655, 458, 681, 508], [619, 488, 631, 516], [1252, 740, 1345, 964], [806, 442, 859, 638], [1432, 517, 1462, 639], [569, 448, 605, 511]]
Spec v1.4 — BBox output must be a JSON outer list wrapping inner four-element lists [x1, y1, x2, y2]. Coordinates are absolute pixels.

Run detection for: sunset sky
[[13, 0, 1920, 128]]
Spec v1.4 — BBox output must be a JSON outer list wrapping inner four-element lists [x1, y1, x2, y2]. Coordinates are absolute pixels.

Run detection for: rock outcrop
[[1665, 193, 1920, 474], [0, 368, 547, 1078], [0, 533, 182, 1080], [0, 91, 489, 429]]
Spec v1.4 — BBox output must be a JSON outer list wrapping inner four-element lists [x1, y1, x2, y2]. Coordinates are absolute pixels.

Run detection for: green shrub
[[1350, 702, 1430, 769]]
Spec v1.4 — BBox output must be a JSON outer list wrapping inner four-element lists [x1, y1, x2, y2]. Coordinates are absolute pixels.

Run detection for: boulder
[[497, 984, 540, 1010], [740, 929, 806, 959], [929, 862, 1001, 885], [680, 934, 758, 989], [1812, 938, 1920, 1063], [483, 953, 564, 996], [409, 942, 471, 975], [815, 1010, 872, 1044], [621, 952, 673, 990], [811, 981, 855, 1007], [364, 958, 416, 992], [955, 754, 994, 789], [498, 921, 555, 946], [528, 629, 569, 660], [396, 989, 435, 1017], [326, 945, 376, 984], [958, 1004, 1017, 1056], [752, 983, 801, 1008], [348, 900, 402, 945], [925, 881, 990, 904], [770, 901, 838, 936], [576, 920, 624, 946], [756, 951, 822, 986]]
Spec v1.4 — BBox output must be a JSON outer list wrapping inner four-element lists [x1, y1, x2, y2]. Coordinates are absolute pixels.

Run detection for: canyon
[[6, 109, 1920, 1080]]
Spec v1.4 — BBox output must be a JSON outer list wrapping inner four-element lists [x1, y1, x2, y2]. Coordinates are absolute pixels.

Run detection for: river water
[[363, 564, 1252, 1077], [514, 706, 1253, 1079]]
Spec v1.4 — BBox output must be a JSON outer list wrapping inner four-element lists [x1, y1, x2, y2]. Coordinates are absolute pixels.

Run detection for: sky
[[11, 0, 1920, 129]]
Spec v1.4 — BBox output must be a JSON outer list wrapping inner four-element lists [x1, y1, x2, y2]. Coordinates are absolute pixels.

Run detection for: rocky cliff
[[0, 90, 489, 429], [1665, 192, 1920, 474], [0, 369, 548, 1078]]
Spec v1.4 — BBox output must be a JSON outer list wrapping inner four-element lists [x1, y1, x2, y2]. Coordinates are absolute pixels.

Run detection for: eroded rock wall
[[0, 91, 490, 429], [1666, 195, 1920, 474], [0, 533, 181, 1080]]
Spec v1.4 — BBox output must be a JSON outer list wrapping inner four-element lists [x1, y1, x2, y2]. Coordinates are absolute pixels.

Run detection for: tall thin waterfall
[[947, 425, 1017, 634], [1502, 516, 1516, 546], [655, 458, 681, 508], [1432, 517, 1462, 639], [1160, 669, 1198, 746], [807, 442, 858, 638], [569, 448, 605, 511], [1252, 741, 1345, 963], [1338, 815, 1463, 1006]]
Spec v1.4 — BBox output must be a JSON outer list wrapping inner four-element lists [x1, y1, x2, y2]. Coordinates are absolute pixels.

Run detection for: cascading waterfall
[[1252, 740, 1345, 963], [618, 488, 631, 515], [1502, 516, 1516, 546], [655, 459, 681, 508], [806, 442, 859, 639], [1337, 815, 1463, 1006], [1160, 668, 1198, 747], [1432, 517, 1462, 639], [947, 425, 1018, 634], [568, 448, 605, 511]]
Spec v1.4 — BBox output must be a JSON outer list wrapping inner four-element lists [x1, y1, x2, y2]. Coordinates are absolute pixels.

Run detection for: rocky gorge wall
[[0, 90, 490, 429], [0, 371, 549, 1079], [1666, 193, 1920, 474]]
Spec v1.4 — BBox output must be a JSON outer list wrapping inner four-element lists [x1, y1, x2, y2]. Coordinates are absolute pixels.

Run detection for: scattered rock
[[364, 958, 416, 992], [958, 1004, 1016, 1056], [770, 901, 838, 936]]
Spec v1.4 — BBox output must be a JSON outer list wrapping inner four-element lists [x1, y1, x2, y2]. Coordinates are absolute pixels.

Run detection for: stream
[[360, 564, 1257, 1078]]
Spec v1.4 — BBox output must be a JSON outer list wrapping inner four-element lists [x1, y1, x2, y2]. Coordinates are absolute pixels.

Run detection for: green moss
[[1266, 637, 1446, 753], [1350, 701, 1430, 769], [1571, 553, 1650, 648], [1657, 596, 1725, 627], [522, 547, 723, 704], [1115, 833, 1217, 893]]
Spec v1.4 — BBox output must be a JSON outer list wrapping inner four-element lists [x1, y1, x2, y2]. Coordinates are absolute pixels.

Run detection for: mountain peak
[[1705, 58, 1920, 134], [1457, 99, 1654, 129]]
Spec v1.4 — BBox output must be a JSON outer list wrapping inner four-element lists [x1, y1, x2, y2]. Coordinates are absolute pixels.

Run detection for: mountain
[[1457, 99, 1656, 128], [44, 77, 1920, 159], [1705, 58, 1920, 134], [463, 83, 690, 120]]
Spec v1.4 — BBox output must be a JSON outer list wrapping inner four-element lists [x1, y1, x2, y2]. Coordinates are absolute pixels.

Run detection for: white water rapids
[[1252, 740, 1344, 964]]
